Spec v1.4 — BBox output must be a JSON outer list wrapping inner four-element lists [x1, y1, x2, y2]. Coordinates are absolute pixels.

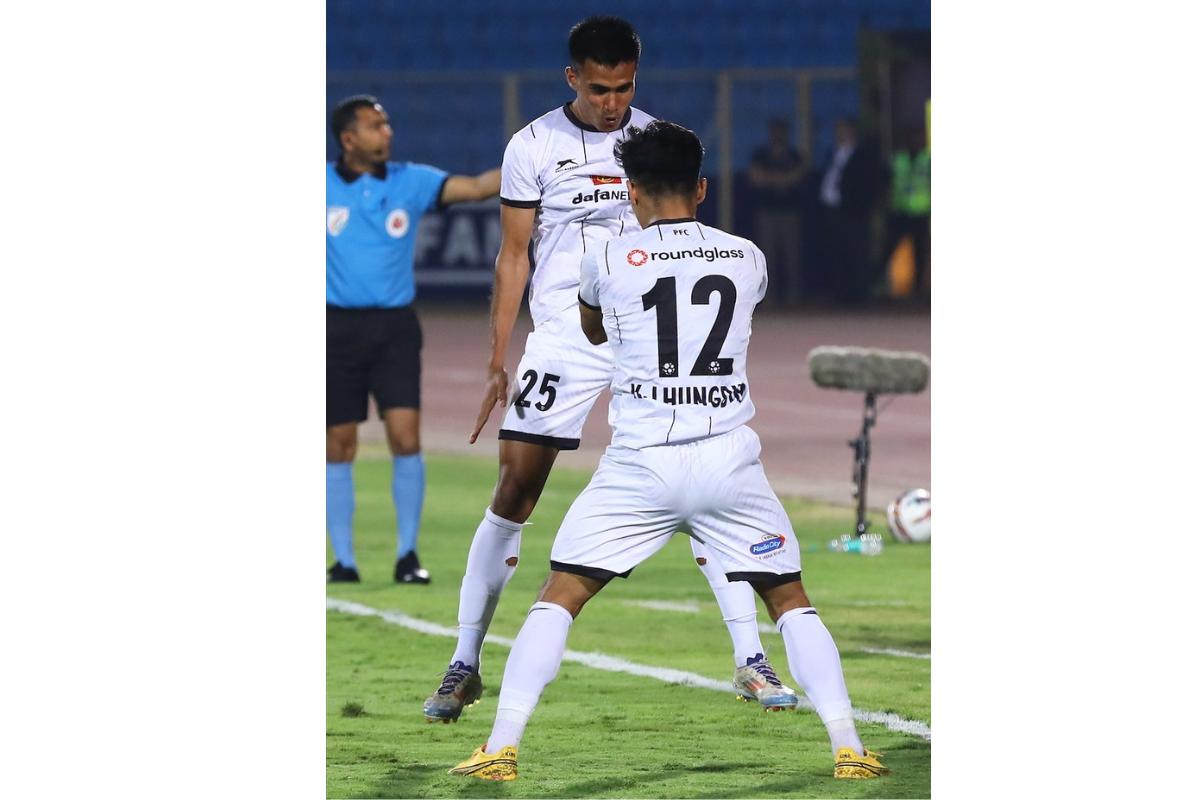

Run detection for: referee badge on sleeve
[[327, 206, 350, 236]]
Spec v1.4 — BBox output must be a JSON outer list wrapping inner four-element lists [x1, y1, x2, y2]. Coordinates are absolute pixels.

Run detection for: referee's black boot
[[328, 562, 361, 583], [394, 551, 431, 584]]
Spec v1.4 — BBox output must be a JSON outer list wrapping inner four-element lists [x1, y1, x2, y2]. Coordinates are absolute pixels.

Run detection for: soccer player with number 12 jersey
[[451, 120, 889, 783]]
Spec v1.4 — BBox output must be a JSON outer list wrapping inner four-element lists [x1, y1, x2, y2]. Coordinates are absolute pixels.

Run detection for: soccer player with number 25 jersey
[[424, 17, 797, 724]]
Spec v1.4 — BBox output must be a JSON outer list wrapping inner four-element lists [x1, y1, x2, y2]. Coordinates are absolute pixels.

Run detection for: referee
[[327, 95, 500, 583]]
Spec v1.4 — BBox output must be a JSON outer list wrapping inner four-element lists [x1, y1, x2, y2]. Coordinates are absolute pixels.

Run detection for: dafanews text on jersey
[[579, 218, 768, 449]]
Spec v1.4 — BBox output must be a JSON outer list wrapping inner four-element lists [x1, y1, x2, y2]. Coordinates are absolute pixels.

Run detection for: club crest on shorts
[[750, 534, 786, 556], [385, 208, 410, 238], [327, 206, 350, 236], [627, 248, 649, 267]]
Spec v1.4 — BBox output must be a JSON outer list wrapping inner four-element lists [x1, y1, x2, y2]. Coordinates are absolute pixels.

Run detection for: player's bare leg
[[424, 440, 559, 722], [326, 422, 359, 582], [384, 408, 429, 584], [490, 439, 560, 523], [755, 579, 890, 778]]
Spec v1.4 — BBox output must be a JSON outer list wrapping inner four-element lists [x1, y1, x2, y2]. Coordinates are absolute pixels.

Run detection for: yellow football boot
[[833, 747, 890, 779], [448, 744, 519, 781]]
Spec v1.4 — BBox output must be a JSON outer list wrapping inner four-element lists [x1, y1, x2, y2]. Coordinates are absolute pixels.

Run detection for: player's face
[[344, 105, 393, 164], [566, 60, 637, 132]]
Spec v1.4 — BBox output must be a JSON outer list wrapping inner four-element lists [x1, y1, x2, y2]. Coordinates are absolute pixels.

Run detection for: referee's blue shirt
[[326, 160, 449, 308]]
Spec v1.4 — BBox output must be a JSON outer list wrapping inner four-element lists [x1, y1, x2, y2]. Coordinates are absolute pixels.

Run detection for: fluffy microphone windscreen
[[808, 346, 930, 394]]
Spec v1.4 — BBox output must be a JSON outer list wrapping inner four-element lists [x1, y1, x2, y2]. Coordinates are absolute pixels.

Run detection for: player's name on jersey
[[629, 382, 748, 407]]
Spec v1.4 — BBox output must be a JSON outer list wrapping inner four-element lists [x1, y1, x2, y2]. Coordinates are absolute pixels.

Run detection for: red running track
[[357, 305, 930, 511]]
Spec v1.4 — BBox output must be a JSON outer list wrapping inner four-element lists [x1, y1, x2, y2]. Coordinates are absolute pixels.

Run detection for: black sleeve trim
[[725, 570, 803, 587], [550, 560, 634, 582], [499, 197, 540, 209], [498, 429, 580, 450], [577, 293, 601, 311], [434, 175, 452, 210]]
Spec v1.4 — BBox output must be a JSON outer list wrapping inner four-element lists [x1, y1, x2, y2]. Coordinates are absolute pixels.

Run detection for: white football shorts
[[498, 303, 613, 450], [549, 425, 803, 584]]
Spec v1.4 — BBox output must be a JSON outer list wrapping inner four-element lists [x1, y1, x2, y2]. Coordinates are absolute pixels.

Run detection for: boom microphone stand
[[850, 392, 877, 538], [807, 346, 930, 542]]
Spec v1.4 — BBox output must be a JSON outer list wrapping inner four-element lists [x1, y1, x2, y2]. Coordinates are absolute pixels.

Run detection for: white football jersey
[[500, 103, 656, 327], [579, 218, 768, 450]]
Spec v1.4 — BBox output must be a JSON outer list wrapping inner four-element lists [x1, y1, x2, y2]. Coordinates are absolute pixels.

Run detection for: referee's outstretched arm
[[440, 168, 501, 205]]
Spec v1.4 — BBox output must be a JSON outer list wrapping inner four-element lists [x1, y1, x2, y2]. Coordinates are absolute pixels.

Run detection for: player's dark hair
[[614, 121, 704, 198], [568, 16, 641, 68], [331, 95, 381, 147]]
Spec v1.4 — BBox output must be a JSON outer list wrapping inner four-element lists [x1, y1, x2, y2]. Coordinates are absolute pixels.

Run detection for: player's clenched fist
[[470, 366, 510, 443]]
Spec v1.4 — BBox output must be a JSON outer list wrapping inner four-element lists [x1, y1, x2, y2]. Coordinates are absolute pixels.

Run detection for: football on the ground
[[887, 489, 931, 543]]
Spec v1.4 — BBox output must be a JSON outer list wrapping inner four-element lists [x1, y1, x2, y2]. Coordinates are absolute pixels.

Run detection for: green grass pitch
[[327, 451, 931, 798]]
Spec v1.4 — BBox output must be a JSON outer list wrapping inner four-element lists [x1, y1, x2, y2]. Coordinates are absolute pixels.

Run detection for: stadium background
[[327, 0, 931, 507]]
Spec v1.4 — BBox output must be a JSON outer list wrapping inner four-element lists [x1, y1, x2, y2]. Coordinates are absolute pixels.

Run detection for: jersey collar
[[335, 158, 387, 183], [562, 102, 633, 133], [646, 217, 698, 227]]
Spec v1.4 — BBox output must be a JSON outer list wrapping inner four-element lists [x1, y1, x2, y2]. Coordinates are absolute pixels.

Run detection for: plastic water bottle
[[827, 533, 884, 556]]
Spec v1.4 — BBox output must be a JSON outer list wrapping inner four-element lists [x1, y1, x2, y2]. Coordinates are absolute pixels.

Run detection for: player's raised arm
[[469, 202, 536, 443], [439, 168, 502, 205]]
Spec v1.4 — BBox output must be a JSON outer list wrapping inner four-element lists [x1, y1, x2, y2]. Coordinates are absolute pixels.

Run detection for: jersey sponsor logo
[[571, 188, 629, 204], [385, 209, 410, 238], [750, 534, 786, 556], [590, 175, 622, 185], [555, 158, 581, 173], [627, 248, 649, 267], [327, 206, 350, 236], [643, 246, 745, 263]]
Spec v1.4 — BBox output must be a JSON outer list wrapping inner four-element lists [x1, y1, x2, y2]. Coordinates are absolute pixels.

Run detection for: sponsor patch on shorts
[[750, 534, 786, 556]]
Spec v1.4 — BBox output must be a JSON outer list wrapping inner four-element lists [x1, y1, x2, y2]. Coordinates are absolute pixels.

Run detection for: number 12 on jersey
[[641, 275, 737, 378]]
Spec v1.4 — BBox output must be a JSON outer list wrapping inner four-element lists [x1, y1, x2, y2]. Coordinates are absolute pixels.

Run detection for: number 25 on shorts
[[513, 370, 561, 411]]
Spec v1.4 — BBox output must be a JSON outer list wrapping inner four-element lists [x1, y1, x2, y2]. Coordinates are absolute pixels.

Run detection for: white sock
[[777, 607, 864, 756], [486, 601, 573, 752], [691, 538, 764, 665], [450, 508, 523, 668]]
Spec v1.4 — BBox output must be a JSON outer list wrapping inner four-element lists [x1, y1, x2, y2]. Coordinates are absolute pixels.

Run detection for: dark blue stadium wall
[[327, 0, 930, 297]]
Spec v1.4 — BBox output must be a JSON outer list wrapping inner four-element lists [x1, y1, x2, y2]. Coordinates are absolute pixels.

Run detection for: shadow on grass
[[362, 760, 747, 799], [359, 746, 929, 800], [361, 765, 456, 799], [553, 762, 743, 797]]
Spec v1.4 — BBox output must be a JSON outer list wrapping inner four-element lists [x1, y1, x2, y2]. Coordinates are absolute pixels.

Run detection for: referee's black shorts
[[327, 304, 423, 427]]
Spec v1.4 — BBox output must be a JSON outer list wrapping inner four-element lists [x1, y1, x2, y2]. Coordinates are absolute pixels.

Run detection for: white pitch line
[[860, 647, 931, 660], [624, 601, 929, 660], [755, 622, 929, 658], [327, 597, 931, 741], [620, 599, 703, 613]]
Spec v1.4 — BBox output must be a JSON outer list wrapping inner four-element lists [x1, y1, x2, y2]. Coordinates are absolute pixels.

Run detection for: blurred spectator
[[817, 117, 878, 306], [747, 118, 805, 306], [882, 125, 931, 300]]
